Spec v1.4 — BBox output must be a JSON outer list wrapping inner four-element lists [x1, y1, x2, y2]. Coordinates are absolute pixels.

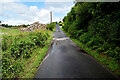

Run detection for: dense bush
[[87, 36, 104, 47], [78, 32, 92, 44], [46, 22, 56, 31], [2, 30, 50, 78], [63, 2, 120, 60]]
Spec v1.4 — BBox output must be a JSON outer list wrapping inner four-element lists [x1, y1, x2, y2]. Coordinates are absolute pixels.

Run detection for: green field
[[0, 28, 21, 37], [0, 28, 20, 33]]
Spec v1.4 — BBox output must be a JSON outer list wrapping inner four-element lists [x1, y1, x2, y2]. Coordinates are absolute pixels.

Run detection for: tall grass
[[2, 29, 52, 78]]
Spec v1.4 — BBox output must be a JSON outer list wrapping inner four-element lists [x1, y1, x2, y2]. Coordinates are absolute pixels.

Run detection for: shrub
[[46, 22, 56, 31], [2, 52, 23, 78], [69, 29, 85, 39], [63, 2, 120, 61], [78, 32, 92, 43], [96, 47, 105, 53], [2, 30, 50, 78], [87, 36, 104, 47]]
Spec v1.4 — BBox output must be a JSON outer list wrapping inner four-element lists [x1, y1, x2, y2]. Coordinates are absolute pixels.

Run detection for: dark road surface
[[35, 24, 118, 79]]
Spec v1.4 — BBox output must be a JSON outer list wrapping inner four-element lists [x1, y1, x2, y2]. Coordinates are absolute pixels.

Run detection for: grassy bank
[[0, 28, 20, 33], [61, 27, 120, 77], [18, 34, 53, 78], [0, 28, 21, 37], [2, 29, 54, 78]]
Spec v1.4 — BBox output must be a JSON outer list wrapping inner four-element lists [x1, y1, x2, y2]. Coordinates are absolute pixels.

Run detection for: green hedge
[[62, 2, 120, 76], [63, 2, 120, 60]]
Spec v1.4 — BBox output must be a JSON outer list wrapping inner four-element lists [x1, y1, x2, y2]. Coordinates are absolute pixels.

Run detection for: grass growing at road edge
[[18, 35, 53, 78], [2, 29, 54, 78], [61, 26, 120, 77]]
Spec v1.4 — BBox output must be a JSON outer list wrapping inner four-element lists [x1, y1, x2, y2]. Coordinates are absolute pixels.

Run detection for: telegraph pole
[[50, 12, 52, 23]]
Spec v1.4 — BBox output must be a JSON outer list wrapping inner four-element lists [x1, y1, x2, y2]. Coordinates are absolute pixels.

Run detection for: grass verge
[[18, 35, 53, 78], [2, 29, 54, 78], [61, 27, 120, 78], [0, 28, 20, 33], [0, 28, 21, 37]]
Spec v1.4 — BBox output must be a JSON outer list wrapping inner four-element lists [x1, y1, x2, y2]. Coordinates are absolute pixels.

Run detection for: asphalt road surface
[[35, 24, 118, 80]]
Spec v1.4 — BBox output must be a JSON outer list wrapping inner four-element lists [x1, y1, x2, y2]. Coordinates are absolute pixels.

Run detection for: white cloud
[[45, 0, 74, 2], [1, 2, 51, 25], [37, 9, 49, 17], [45, 2, 74, 8], [2, 3, 28, 14], [0, 0, 14, 3], [49, 6, 72, 13], [45, 2, 74, 15], [45, 2, 74, 21], [0, 0, 20, 3], [2, 20, 31, 25], [0, 0, 74, 3], [53, 17, 62, 22], [1, 0, 74, 25]]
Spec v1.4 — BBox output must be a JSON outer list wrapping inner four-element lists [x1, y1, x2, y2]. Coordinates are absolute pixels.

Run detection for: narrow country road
[[35, 24, 117, 79]]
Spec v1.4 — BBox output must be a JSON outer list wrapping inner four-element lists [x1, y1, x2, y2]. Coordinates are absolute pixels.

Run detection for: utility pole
[[50, 12, 52, 23]]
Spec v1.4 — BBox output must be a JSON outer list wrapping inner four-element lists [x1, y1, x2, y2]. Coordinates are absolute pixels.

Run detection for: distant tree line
[[1, 24, 30, 28]]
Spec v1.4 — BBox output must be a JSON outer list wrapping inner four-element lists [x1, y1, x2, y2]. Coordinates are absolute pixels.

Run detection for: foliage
[[78, 32, 92, 44], [2, 30, 50, 78], [87, 35, 104, 47], [63, 2, 120, 76], [63, 2, 120, 59], [69, 29, 85, 39], [46, 22, 56, 31]]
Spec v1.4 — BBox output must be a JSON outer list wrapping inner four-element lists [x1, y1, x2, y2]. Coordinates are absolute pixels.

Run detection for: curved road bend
[[35, 24, 118, 80]]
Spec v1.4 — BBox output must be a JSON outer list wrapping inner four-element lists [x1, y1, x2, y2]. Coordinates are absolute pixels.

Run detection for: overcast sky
[[0, 0, 75, 25]]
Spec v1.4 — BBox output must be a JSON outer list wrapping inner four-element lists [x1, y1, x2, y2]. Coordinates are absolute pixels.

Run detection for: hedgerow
[[62, 2, 120, 76]]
